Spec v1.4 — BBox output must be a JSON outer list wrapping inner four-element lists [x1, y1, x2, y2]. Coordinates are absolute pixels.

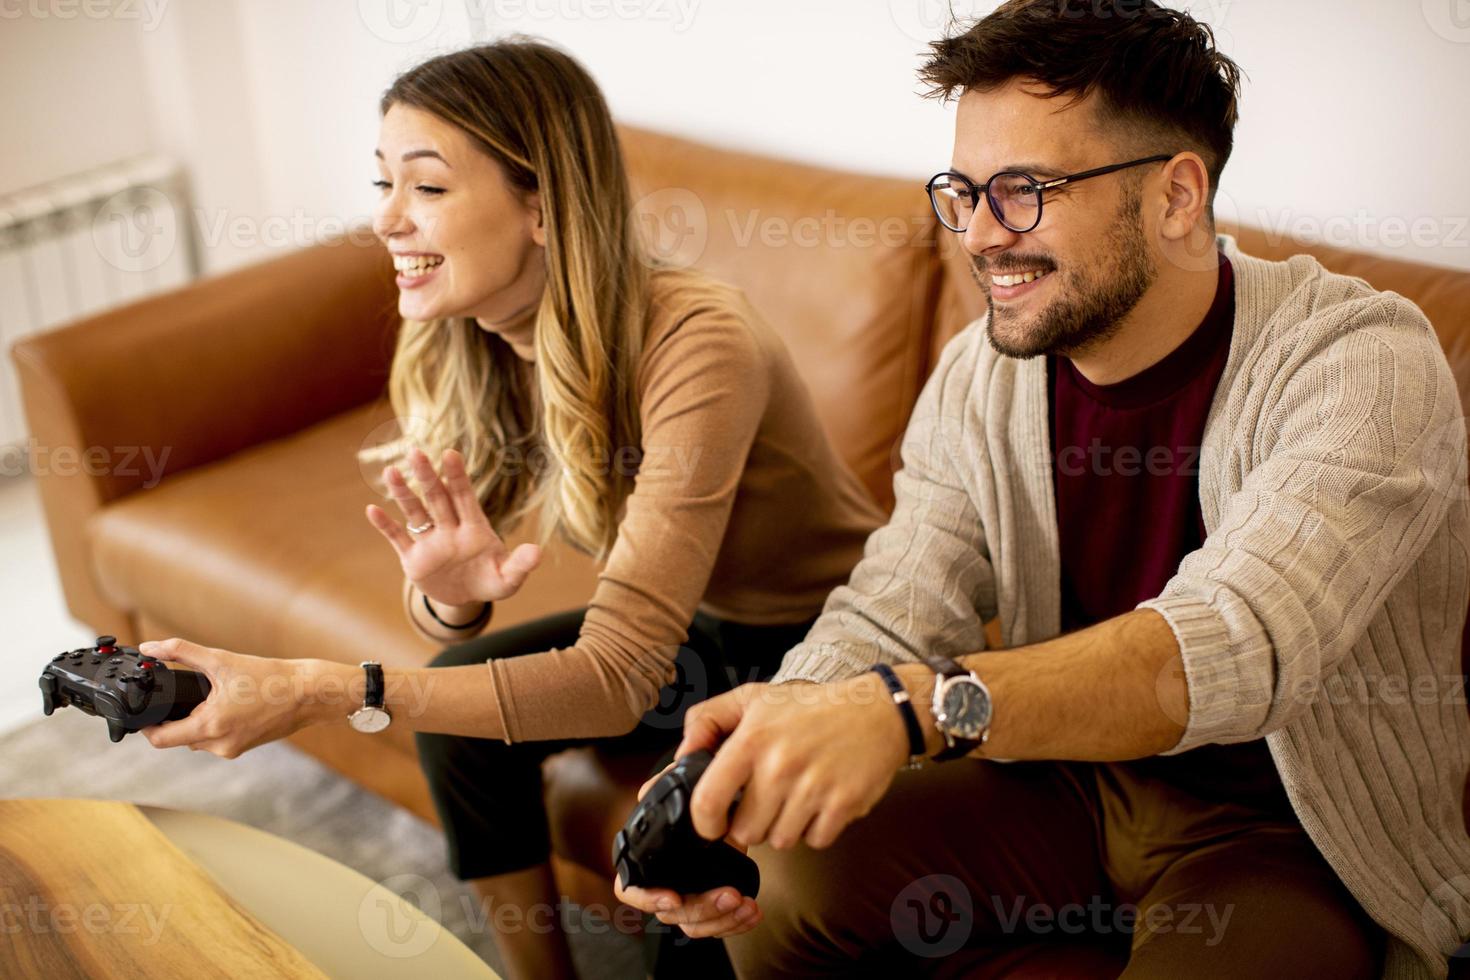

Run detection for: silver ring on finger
[[407, 520, 435, 535]]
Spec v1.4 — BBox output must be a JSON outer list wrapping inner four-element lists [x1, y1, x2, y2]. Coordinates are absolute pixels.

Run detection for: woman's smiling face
[[371, 103, 547, 327]]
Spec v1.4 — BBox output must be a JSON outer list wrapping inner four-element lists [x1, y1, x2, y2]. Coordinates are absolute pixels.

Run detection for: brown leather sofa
[[14, 127, 1470, 929]]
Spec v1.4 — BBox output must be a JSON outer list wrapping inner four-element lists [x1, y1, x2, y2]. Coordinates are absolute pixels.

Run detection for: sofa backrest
[[620, 127, 941, 512]]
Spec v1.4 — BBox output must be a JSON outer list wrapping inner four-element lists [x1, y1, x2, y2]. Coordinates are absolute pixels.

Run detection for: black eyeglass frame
[[925, 154, 1174, 234]]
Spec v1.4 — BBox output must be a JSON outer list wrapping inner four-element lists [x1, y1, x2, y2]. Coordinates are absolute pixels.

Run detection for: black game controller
[[612, 749, 760, 899], [39, 636, 212, 742]]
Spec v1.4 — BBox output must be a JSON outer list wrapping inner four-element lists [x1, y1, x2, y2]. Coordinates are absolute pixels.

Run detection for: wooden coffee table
[[0, 798, 499, 979]]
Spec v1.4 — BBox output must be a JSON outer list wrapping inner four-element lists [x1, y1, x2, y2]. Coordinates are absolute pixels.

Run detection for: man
[[617, 0, 1470, 976]]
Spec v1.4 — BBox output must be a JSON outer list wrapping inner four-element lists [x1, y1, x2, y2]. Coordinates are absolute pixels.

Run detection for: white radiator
[[0, 157, 197, 448]]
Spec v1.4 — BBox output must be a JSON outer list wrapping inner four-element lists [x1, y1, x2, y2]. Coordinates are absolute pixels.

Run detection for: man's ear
[[527, 192, 547, 248], [1157, 151, 1211, 243]]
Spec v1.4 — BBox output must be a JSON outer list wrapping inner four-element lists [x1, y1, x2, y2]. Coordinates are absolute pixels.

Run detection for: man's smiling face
[[952, 79, 1165, 360]]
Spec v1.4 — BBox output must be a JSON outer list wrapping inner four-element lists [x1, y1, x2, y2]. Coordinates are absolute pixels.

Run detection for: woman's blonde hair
[[369, 39, 650, 559]]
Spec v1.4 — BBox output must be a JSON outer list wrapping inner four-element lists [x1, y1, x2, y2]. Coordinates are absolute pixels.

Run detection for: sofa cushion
[[87, 400, 603, 713]]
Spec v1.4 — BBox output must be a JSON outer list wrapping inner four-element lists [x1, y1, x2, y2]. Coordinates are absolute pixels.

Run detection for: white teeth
[[393, 254, 444, 276]]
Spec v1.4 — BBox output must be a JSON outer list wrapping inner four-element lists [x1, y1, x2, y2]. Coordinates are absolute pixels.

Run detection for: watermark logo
[[635, 186, 709, 269], [358, 873, 442, 958], [891, 873, 974, 958], [0, 0, 170, 30], [888, 0, 970, 44], [1423, 0, 1470, 42], [92, 187, 177, 274], [464, 0, 701, 35], [638, 644, 711, 731], [357, 0, 443, 43]]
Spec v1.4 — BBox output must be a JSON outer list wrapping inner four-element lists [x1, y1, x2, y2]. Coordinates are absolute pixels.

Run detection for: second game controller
[[612, 749, 761, 899]]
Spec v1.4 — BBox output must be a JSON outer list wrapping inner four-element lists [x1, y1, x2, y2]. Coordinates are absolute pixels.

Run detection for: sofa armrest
[[9, 234, 400, 633]]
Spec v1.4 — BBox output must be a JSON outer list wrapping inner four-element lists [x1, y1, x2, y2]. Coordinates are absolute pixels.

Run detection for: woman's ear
[[526, 192, 547, 248]]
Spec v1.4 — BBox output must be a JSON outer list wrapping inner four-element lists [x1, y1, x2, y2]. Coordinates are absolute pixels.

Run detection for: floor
[[0, 473, 95, 736]]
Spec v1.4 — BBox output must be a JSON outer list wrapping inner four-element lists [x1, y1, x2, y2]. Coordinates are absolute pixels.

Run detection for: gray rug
[[0, 708, 645, 979]]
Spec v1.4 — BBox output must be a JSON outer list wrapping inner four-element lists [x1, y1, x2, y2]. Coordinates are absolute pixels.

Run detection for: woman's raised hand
[[365, 447, 542, 606]]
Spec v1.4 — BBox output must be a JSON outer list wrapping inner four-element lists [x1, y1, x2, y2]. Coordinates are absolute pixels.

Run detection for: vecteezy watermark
[[460, 892, 645, 937], [193, 209, 382, 253], [888, 0, 1236, 45], [0, 897, 173, 944], [892, 874, 975, 958], [1422, 0, 1470, 42], [356, 0, 444, 43], [358, 874, 443, 958], [887, 0, 972, 45], [636, 644, 712, 731], [1054, 440, 1203, 479], [0, 439, 172, 488], [223, 660, 438, 718], [359, 875, 646, 957], [1054, 0, 1235, 23], [992, 894, 1234, 946], [1249, 206, 1470, 254], [634, 186, 933, 269], [463, 0, 700, 35], [93, 193, 387, 274], [92, 186, 180, 275], [0, 0, 169, 29], [356, 416, 708, 499]]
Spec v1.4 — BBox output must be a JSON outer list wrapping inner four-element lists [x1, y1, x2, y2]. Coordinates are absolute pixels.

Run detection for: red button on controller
[[139, 662, 156, 669]]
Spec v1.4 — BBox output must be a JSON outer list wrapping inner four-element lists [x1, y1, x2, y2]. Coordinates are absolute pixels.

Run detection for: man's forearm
[[892, 608, 1189, 761]]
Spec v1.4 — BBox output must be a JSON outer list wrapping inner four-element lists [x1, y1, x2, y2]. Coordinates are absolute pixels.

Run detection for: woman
[[137, 39, 883, 979]]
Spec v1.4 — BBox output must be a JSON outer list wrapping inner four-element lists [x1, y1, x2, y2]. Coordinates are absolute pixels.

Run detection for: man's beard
[[977, 186, 1157, 360]]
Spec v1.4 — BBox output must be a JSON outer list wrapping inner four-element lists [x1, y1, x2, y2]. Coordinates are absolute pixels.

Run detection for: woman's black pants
[[414, 608, 815, 882]]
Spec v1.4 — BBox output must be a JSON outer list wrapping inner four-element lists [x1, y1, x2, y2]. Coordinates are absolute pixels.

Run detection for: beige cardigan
[[772, 235, 1470, 978]]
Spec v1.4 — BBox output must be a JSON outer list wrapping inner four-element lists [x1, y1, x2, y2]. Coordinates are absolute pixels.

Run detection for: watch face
[[939, 677, 991, 740], [350, 706, 391, 733]]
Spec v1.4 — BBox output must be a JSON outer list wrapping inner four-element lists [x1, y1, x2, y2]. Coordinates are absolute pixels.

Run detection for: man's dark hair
[[919, 0, 1243, 203]]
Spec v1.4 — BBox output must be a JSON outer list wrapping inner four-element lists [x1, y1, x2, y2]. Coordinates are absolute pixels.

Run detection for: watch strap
[[932, 729, 978, 763], [918, 650, 968, 679], [359, 661, 385, 709], [871, 664, 926, 770]]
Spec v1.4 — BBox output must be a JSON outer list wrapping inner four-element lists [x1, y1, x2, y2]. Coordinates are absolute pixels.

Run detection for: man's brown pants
[[725, 758, 1386, 978]]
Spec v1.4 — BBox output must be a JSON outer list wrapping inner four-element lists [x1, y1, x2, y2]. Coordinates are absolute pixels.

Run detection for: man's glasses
[[925, 154, 1174, 234]]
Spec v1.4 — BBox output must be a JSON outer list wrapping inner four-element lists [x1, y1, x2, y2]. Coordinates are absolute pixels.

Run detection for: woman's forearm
[[300, 658, 510, 740]]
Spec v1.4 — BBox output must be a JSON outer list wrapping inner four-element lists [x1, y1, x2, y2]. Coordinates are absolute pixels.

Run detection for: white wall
[[0, 10, 157, 194], [7, 0, 1470, 274]]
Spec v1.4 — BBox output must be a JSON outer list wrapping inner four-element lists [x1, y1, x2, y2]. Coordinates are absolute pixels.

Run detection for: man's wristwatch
[[348, 661, 392, 733], [919, 652, 992, 762]]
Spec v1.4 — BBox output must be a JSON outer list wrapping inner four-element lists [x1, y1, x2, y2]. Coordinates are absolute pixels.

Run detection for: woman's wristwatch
[[348, 661, 392, 733], [918, 652, 993, 762]]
